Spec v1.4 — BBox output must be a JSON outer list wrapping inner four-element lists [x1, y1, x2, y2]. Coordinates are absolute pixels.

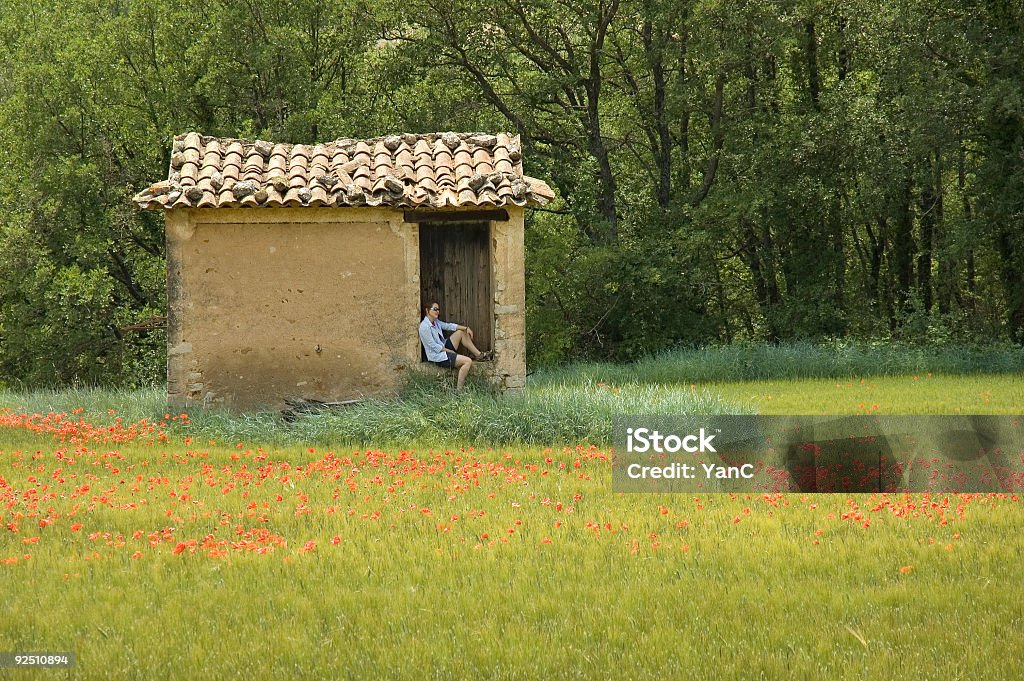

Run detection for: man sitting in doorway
[[418, 302, 494, 390]]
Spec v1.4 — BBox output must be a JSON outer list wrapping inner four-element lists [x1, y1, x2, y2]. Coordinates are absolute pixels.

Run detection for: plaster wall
[[166, 207, 420, 409]]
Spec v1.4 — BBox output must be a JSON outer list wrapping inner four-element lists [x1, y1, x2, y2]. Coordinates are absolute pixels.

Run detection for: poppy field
[[1, 402, 1023, 680]]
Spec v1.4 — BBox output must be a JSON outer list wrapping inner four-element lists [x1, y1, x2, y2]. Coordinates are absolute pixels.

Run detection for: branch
[[923, 40, 979, 88], [508, 0, 578, 76], [107, 248, 150, 307], [449, 47, 532, 145], [527, 206, 572, 215], [691, 71, 726, 208], [584, 297, 620, 346]]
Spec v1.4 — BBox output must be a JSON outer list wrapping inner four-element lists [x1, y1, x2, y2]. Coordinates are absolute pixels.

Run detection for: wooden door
[[419, 222, 492, 354]]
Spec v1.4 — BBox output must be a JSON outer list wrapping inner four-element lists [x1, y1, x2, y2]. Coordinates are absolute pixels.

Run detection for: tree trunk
[[676, 24, 691, 194], [831, 197, 846, 319], [931, 153, 951, 315], [585, 4, 619, 242], [958, 147, 977, 309], [837, 14, 850, 84], [918, 162, 937, 314], [641, 19, 672, 208], [997, 226, 1024, 343], [739, 218, 781, 342], [867, 219, 886, 312], [805, 20, 820, 111], [691, 72, 725, 207], [892, 176, 916, 322]]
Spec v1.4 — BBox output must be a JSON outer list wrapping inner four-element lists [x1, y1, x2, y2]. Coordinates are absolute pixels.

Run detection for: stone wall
[[490, 207, 527, 389]]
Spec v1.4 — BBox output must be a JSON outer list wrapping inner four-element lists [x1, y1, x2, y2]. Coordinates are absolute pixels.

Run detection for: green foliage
[[528, 205, 728, 362], [0, 0, 1022, 386]]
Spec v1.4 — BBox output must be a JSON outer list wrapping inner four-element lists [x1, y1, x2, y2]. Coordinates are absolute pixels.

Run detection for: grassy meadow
[[1, 344, 1022, 679], [713, 372, 1024, 415]]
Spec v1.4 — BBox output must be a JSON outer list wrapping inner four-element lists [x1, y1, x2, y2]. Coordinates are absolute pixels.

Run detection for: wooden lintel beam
[[404, 209, 509, 223]]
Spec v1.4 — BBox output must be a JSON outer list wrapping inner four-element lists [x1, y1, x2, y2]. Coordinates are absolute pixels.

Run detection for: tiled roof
[[133, 132, 555, 210]]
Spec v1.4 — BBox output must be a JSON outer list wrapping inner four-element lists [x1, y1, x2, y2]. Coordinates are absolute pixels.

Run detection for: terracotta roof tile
[[419, 176, 438, 195], [413, 139, 432, 156], [481, 187, 502, 204], [309, 184, 330, 207], [242, 149, 264, 181], [395, 147, 414, 170], [311, 144, 329, 167], [453, 146, 473, 169], [134, 132, 555, 211]]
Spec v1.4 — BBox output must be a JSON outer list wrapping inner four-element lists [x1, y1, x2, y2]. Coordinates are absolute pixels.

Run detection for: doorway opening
[[419, 222, 492, 359]]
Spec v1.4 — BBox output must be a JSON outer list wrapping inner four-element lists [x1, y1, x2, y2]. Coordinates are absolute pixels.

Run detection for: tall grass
[[0, 376, 744, 447], [531, 341, 1024, 385], [282, 378, 745, 446], [0, 386, 167, 424], [3, 342, 1020, 446]]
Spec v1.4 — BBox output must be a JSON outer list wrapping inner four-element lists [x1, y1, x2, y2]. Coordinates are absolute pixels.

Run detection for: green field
[[712, 373, 1024, 415], [1, 366, 1022, 679]]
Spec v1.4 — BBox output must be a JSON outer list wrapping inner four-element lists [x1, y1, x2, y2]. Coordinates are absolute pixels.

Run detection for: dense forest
[[0, 0, 1022, 386]]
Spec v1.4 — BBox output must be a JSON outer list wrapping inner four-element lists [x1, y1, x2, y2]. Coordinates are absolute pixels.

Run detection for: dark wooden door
[[419, 222, 492, 353]]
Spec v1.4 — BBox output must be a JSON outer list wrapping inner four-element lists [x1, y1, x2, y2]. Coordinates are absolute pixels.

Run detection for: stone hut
[[133, 131, 554, 409]]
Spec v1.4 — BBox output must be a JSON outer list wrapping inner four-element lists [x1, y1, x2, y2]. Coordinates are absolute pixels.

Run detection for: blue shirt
[[419, 316, 458, 362]]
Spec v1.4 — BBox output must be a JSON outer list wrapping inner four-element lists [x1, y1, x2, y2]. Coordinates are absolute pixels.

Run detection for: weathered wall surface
[[165, 206, 527, 409], [166, 207, 420, 409], [490, 208, 527, 389]]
